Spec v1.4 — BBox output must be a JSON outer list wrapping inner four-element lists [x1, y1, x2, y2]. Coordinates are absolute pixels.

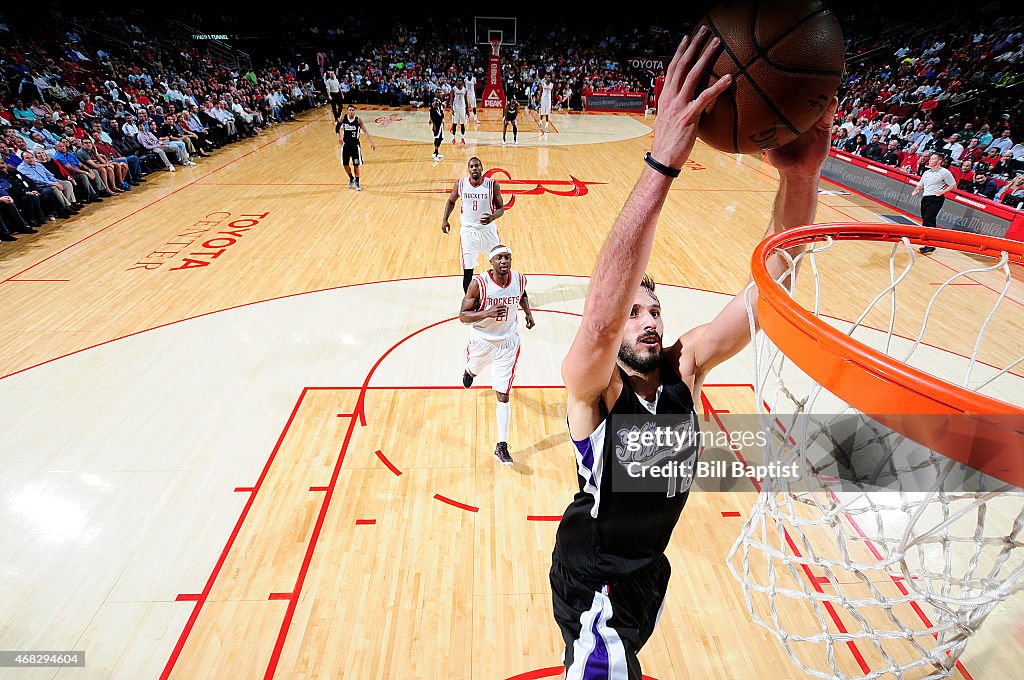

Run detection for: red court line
[[526, 515, 562, 522], [822, 202, 862, 221], [7, 279, 71, 282], [0, 116, 319, 286], [374, 449, 402, 476], [199, 182, 348, 187], [527, 108, 559, 133], [308, 486, 328, 492], [720, 511, 741, 518], [433, 493, 479, 513], [669, 187, 778, 192], [824, 486, 975, 680], [4, 270, 1017, 391], [175, 593, 201, 602], [502, 668, 664, 680], [159, 387, 309, 680], [355, 519, 376, 526], [233, 486, 254, 493], [927, 253, 1024, 309], [756, 386, 975, 680], [268, 593, 292, 601], [361, 384, 567, 390], [706, 391, 871, 675], [264, 411, 361, 679], [0, 274, 731, 383], [819, 178, 1024, 306]]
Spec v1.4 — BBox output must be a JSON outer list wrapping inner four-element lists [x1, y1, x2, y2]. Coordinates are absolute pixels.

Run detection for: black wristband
[[644, 152, 681, 178]]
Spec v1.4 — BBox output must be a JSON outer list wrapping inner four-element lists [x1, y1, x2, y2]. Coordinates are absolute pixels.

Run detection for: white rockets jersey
[[541, 81, 554, 102], [472, 270, 526, 341], [465, 76, 476, 97], [453, 85, 467, 112], [458, 176, 495, 229]]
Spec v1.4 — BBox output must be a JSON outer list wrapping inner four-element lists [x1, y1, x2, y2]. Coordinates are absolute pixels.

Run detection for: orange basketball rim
[[750, 223, 1024, 487]]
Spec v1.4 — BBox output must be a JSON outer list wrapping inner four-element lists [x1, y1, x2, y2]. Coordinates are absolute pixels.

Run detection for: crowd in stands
[[830, 14, 1024, 208], [317, 16, 657, 112], [0, 13, 324, 248], [3, 4, 1023, 238]]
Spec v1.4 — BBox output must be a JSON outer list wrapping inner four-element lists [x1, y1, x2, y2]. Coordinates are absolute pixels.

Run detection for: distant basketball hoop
[[489, 39, 502, 57]]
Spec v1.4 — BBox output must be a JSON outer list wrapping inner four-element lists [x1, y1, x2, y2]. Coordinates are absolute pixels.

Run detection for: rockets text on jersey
[[458, 176, 494, 228], [453, 85, 468, 112], [472, 270, 526, 341]]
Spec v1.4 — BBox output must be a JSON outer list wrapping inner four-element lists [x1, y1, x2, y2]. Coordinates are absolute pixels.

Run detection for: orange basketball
[[695, 0, 845, 154]]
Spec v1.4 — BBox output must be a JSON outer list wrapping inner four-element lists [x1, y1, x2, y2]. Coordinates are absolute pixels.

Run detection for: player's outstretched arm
[[561, 29, 731, 405], [682, 98, 838, 383], [441, 183, 458, 233]]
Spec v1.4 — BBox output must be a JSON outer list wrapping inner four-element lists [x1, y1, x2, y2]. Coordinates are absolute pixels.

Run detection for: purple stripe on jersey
[[582, 610, 610, 680], [573, 435, 595, 477]]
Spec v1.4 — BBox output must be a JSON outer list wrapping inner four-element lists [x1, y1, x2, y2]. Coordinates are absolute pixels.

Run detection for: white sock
[[496, 401, 510, 444]]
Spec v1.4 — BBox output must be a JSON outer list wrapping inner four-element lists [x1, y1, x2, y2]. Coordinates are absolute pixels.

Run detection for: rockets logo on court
[[373, 113, 403, 127], [412, 167, 604, 209]]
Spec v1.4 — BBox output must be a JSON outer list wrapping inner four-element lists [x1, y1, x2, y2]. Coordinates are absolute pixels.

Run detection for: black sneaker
[[462, 370, 474, 389], [494, 442, 513, 466], [919, 246, 936, 255]]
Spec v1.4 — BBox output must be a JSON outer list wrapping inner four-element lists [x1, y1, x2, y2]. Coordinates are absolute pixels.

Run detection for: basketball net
[[730, 225, 1024, 679]]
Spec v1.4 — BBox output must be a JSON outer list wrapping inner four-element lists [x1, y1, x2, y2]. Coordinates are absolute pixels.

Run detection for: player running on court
[[335, 104, 376, 190], [441, 157, 505, 292], [550, 28, 836, 679], [459, 244, 535, 466]]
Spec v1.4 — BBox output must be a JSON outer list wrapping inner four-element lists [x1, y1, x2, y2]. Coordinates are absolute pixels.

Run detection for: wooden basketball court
[[0, 106, 1021, 680]]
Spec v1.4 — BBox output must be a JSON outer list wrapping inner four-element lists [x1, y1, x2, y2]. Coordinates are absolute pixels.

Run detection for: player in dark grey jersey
[[502, 98, 519, 145], [429, 97, 445, 161], [335, 104, 375, 190], [551, 28, 836, 679]]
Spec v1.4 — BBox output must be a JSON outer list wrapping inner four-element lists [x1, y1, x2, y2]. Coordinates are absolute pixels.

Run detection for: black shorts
[[550, 553, 670, 679], [342, 143, 362, 166]]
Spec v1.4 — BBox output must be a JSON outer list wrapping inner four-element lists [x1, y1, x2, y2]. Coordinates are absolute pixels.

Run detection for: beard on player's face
[[618, 331, 662, 374]]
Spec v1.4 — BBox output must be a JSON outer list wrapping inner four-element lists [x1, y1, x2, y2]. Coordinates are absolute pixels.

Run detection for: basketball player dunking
[[450, 78, 470, 145], [429, 97, 445, 161], [539, 75, 554, 135], [502, 97, 519, 145], [335, 105, 376, 191], [441, 157, 505, 292], [459, 244, 535, 466], [551, 29, 836, 679]]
